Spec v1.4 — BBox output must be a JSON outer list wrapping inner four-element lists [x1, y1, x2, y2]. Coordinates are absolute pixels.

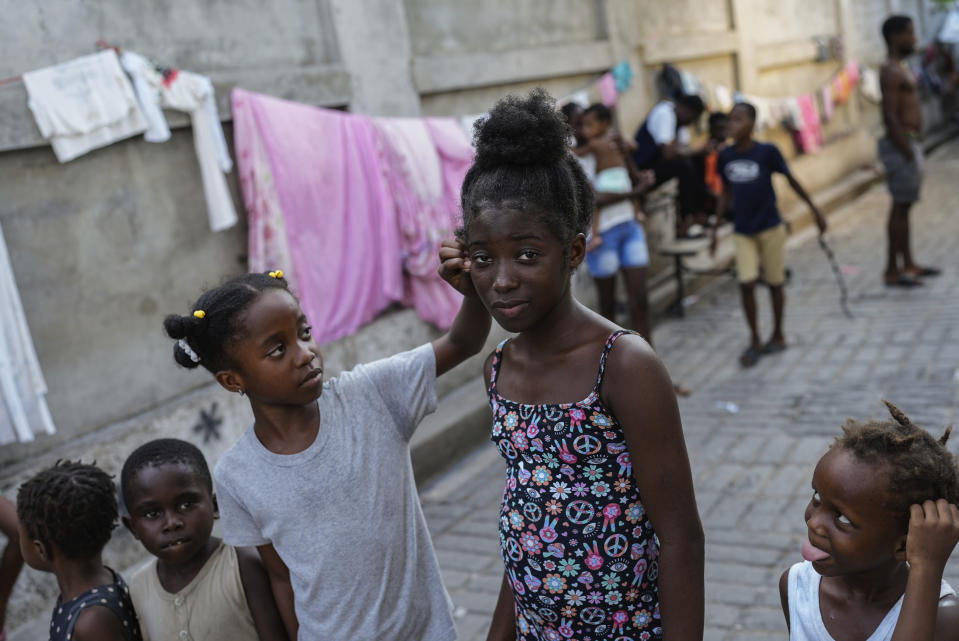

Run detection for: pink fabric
[[844, 60, 860, 87], [820, 84, 834, 121], [598, 72, 618, 107], [796, 93, 823, 153], [232, 89, 469, 344], [370, 117, 471, 329]]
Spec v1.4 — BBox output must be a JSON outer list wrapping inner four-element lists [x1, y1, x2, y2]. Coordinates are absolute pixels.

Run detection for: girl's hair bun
[[163, 313, 197, 341], [473, 89, 569, 170], [163, 314, 204, 369]]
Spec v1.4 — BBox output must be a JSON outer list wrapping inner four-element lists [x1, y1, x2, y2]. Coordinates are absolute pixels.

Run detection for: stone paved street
[[421, 137, 959, 641]]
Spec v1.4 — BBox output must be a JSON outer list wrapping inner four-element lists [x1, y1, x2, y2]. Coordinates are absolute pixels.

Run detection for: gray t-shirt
[[214, 344, 455, 641]]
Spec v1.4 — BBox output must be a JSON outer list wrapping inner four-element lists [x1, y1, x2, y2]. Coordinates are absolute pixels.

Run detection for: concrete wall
[[0, 0, 952, 630], [0, 0, 950, 493], [0, 0, 950, 476]]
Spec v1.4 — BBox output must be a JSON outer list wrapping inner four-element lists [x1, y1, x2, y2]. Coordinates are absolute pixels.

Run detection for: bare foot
[[673, 382, 691, 397]]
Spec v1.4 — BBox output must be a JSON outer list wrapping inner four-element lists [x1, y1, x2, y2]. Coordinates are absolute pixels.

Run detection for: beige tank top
[[128, 542, 259, 641]]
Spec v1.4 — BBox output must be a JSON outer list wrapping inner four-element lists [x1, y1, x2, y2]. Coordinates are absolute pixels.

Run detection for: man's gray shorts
[[878, 137, 924, 204]]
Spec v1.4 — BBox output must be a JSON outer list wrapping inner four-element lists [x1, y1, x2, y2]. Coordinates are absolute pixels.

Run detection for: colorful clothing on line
[[49, 568, 142, 641], [488, 331, 661, 641], [796, 94, 823, 154], [232, 89, 471, 344]]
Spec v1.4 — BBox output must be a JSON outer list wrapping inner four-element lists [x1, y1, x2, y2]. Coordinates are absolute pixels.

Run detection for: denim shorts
[[585, 220, 650, 278]]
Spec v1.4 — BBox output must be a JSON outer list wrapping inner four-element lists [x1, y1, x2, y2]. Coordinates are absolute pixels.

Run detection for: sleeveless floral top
[[488, 331, 661, 641]]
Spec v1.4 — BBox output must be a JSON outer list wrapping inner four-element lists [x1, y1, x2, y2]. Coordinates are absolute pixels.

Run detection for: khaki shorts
[[735, 223, 787, 285]]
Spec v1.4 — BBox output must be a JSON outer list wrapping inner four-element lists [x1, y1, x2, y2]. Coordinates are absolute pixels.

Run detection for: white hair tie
[[178, 339, 201, 364]]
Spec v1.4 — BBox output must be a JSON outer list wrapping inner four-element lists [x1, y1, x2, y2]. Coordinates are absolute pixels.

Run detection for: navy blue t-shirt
[[718, 141, 791, 235]]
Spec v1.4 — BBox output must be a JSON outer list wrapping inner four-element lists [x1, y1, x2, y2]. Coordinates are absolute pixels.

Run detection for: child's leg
[[586, 228, 621, 322], [620, 221, 652, 342], [0, 497, 22, 632], [592, 276, 618, 321], [886, 202, 909, 277], [769, 285, 785, 345], [739, 282, 761, 349], [758, 224, 788, 349], [734, 233, 762, 349], [622, 266, 650, 343]]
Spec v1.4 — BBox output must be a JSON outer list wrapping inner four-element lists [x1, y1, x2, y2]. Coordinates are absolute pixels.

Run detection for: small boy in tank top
[[780, 401, 959, 641], [121, 439, 287, 641]]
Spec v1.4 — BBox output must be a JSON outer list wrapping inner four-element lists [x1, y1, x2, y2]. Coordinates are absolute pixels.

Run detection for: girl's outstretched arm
[[604, 334, 705, 641], [237, 546, 292, 640], [486, 570, 517, 641], [257, 543, 298, 640], [434, 239, 492, 376]]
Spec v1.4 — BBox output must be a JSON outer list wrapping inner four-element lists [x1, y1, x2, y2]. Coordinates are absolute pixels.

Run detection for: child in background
[[16, 461, 142, 641], [702, 112, 729, 218], [121, 438, 287, 641], [458, 90, 704, 641], [574, 103, 646, 244], [0, 495, 23, 641], [574, 103, 659, 349], [710, 102, 827, 368], [781, 401, 959, 641], [163, 269, 489, 640]]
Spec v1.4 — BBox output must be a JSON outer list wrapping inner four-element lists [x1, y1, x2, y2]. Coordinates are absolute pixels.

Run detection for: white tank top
[[787, 561, 956, 641]]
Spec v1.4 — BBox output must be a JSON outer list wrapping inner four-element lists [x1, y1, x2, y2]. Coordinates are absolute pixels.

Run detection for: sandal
[[739, 346, 762, 368], [884, 274, 923, 288], [762, 340, 787, 355]]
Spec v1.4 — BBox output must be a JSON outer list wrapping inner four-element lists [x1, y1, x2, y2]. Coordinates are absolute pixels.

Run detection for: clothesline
[[0, 39, 120, 88]]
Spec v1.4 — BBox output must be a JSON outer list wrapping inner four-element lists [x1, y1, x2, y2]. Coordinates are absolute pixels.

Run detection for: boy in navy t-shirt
[[710, 102, 826, 367]]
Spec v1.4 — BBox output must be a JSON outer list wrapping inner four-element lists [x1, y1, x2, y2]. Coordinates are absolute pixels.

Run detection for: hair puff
[[472, 89, 569, 170]]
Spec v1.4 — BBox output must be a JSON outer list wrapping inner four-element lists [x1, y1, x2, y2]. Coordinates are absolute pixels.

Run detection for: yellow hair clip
[[269, 270, 284, 279], [193, 310, 206, 319]]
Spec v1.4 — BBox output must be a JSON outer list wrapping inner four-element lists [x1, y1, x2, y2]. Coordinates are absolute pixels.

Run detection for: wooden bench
[[657, 237, 711, 317]]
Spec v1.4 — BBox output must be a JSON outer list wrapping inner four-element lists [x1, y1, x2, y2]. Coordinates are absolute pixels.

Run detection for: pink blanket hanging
[[233, 89, 470, 344]]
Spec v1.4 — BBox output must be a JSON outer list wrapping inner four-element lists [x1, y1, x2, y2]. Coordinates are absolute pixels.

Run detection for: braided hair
[[17, 461, 118, 560], [120, 439, 212, 513], [460, 89, 595, 243], [835, 400, 959, 517], [164, 272, 293, 373]]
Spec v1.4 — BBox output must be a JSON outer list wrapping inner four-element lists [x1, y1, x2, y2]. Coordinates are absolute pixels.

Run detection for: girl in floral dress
[[449, 90, 705, 640]]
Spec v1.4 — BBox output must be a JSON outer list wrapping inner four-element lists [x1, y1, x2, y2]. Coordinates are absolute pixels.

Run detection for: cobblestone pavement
[[421, 137, 959, 641]]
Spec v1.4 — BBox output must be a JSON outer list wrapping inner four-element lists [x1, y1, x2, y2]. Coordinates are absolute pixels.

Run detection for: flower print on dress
[[532, 466, 552, 486], [488, 331, 661, 641]]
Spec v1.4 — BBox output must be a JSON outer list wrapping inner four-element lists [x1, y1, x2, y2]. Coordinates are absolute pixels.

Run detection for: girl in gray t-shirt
[[162, 268, 489, 639]]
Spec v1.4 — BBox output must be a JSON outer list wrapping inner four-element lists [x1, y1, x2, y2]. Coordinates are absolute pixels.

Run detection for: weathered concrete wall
[[0, 0, 953, 631], [0, 0, 948, 466]]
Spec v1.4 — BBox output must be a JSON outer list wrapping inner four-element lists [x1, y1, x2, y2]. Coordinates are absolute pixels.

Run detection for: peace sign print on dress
[[488, 332, 662, 641]]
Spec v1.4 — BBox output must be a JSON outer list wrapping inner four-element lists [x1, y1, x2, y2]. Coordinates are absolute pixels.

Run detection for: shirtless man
[[879, 15, 940, 286]]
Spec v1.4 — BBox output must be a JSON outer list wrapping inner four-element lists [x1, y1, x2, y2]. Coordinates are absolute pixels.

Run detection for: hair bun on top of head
[[473, 89, 569, 170]]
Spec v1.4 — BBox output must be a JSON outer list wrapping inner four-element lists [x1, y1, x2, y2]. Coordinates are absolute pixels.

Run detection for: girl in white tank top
[[779, 401, 959, 641]]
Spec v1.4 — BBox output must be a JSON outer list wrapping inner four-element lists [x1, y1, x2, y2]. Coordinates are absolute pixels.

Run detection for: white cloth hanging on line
[[121, 51, 238, 232], [0, 222, 56, 445], [22, 49, 148, 162]]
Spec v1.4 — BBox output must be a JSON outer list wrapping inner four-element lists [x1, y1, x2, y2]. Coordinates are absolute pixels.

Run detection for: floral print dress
[[488, 331, 661, 641]]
